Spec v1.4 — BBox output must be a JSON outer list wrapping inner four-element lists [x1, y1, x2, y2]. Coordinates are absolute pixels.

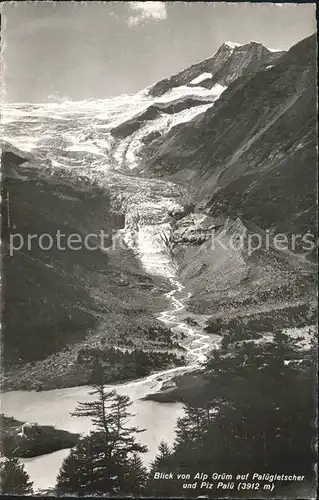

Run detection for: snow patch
[[189, 72, 212, 85], [155, 85, 219, 103], [224, 41, 242, 49], [282, 325, 316, 350], [210, 83, 227, 97], [250, 40, 282, 53], [266, 47, 282, 53]]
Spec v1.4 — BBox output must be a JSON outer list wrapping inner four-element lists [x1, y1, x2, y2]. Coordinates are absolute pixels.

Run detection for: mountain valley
[[1, 34, 317, 392]]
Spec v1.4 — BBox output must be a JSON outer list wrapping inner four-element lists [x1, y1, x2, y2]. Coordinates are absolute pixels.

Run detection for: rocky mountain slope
[[109, 41, 285, 167], [148, 40, 284, 97], [137, 35, 317, 327], [169, 212, 316, 317], [142, 35, 317, 237], [155, 30, 311, 327]]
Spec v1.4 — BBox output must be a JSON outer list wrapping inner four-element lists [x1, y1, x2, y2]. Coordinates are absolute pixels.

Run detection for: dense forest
[[146, 330, 317, 498], [77, 345, 186, 384]]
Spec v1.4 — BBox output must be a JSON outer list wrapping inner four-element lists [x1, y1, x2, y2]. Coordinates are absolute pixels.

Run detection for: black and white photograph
[[0, 2, 317, 498]]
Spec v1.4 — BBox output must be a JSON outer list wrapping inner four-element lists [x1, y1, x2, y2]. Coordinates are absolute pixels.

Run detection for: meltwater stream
[[1, 277, 216, 492], [1, 97, 219, 491]]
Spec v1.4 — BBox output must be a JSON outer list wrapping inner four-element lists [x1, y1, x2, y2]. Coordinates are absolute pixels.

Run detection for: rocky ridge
[[148, 41, 285, 97], [141, 35, 317, 237]]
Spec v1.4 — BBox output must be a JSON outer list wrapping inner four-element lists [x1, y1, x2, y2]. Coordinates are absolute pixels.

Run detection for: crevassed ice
[[136, 224, 177, 277], [2, 78, 228, 279]]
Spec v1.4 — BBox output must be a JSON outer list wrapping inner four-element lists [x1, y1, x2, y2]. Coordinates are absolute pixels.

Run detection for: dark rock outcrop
[[141, 130, 162, 146], [0, 414, 80, 458]]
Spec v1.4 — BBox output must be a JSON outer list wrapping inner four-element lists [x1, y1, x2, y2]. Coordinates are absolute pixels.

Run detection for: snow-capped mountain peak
[[2, 37, 286, 183], [148, 39, 285, 99], [223, 41, 242, 49]]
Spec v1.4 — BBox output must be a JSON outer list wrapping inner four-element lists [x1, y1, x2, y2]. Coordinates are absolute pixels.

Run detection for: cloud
[[109, 11, 120, 20], [127, 2, 167, 27]]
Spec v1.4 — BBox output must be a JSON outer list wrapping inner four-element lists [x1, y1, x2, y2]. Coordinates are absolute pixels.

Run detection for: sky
[[1, 2, 316, 103]]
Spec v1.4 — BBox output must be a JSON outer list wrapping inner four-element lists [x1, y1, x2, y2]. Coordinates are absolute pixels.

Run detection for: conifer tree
[[56, 431, 124, 495], [71, 385, 147, 457], [147, 440, 176, 496], [152, 440, 172, 466], [149, 440, 172, 480], [56, 384, 147, 495], [0, 456, 33, 495], [124, 453, 148, 495], [173, 403, 215, 456]]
